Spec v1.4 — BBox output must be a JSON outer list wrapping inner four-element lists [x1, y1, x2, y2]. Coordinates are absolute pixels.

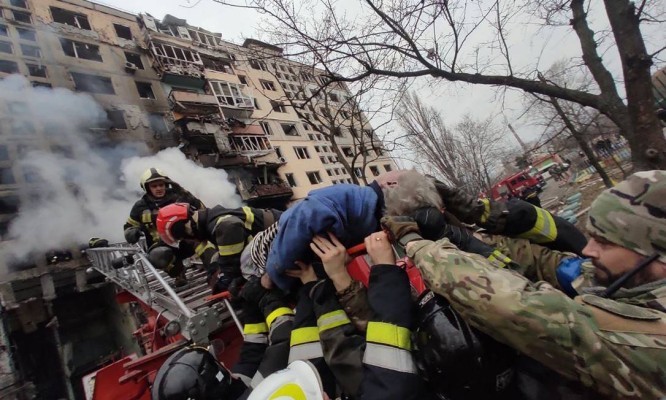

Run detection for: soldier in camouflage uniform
[[382, 170, 666, 399]]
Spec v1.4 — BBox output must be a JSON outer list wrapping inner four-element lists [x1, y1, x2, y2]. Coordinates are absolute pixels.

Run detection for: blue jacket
[[267, 183, 383, 290]]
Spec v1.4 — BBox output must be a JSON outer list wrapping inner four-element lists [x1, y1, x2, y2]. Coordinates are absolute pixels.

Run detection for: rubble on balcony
[[169, 90, 218, 115], [175, 117, 235, 161], [230, 169, 293, 206]]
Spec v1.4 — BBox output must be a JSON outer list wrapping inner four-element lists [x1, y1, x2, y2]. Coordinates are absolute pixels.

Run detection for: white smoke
[[0, 75, 241, 267], [120, 148, 242, 209]]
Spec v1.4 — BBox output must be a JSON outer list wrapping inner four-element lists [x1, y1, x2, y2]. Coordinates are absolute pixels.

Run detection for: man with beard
[[381, 170, 666, 399], [124, 168, 212, 286]]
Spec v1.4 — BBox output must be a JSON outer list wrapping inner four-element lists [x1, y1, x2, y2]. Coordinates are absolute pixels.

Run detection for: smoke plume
[[0, 75, 241, 268]]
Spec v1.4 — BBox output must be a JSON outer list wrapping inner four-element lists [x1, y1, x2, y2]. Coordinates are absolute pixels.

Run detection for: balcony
[[176, 119, 234, 156], [236, 177, 293, 205], [150, 41, 206, 88], [169, 90, 219, 116]]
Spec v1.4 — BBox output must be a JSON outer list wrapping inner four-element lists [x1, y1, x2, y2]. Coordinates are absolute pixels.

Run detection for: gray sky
[[98, 0, 665, 167]]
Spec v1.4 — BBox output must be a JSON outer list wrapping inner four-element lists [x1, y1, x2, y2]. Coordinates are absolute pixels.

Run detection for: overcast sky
[[97, 0, 665, 167]]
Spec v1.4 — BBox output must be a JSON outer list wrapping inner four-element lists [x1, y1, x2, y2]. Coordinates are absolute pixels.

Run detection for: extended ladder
[[86, 243, 241, 344]]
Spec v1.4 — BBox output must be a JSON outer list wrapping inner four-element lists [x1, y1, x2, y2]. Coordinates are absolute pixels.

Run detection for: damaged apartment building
[[0, 0, 396, 398]]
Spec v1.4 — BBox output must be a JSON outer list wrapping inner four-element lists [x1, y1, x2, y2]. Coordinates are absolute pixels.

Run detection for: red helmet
[[157, 203, 191, 246]]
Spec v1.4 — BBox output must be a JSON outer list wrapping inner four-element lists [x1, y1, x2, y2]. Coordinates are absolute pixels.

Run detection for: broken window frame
[[50, 7, 91, 30], [135, 81, 155, 99], [60, 39, 102, 61], [201, 56, 234, 74], [260, 80, 276, 91], [285, 173, 297, 187], [107, 109, 127, 129], [306, 171, 323, 185], [26, 63, 46, 77], [71, 72, 115, 94], [188, 29, 220, 47], [113, 24, 132, 40], [124, 52, 144, 69], [230, 135, 272, 154], [280, 123, 298, 136], [209, 80, 253, 108], [150, 42, 202, 66], [249, 59, 268, 71]]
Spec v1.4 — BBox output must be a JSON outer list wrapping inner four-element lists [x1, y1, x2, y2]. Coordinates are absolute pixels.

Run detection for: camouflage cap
[[586, 170, 666, 261]]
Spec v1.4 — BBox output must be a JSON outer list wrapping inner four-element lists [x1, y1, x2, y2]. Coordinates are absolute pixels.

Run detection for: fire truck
[[488, 169, 545, 207], [83, 244, 244, 400]]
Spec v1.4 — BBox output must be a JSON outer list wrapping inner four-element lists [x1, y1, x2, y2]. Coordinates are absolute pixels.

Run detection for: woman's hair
[[383, 170, 442, 216]]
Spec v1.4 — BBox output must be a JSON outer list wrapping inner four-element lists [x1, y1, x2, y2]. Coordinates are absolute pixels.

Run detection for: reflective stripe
[[126, 217, 140, 227], [250, 370, 264, 388], [195, 241, 215, 257], [244, 322, 268, 335], [244, 333, 268, 344], [242, 206, 255, 230], [218, 241, 245, 256], [266, 307, 293, 329], [290, 327, 320, 347], [363, 342, 417, 374], [317, 310, 350, 332], [213, 214, 233, 230], [288, 342, 324, 362], [487, 249, 512, 268], [479, 198, 491, 223], [366, 322, 412, 350], [518, 206, 557, 243], [141, 210, 152, 224]]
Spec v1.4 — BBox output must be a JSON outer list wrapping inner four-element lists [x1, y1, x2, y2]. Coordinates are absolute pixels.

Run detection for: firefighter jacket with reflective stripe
[[307, 267, 423, 400], [232, 295, 294, 388], [194, 205, 281, 282], [289, 282, 338, 397], [124, 186, 204, 247], [477, 198, 587, 255]]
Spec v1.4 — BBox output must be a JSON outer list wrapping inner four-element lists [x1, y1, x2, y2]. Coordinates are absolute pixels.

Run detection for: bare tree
[[398, 93, 508, 193], [214, 0, 666, 170]]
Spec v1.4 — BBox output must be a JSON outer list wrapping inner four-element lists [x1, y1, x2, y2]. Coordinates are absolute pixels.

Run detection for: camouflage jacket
[[407, 238, 666, 400]]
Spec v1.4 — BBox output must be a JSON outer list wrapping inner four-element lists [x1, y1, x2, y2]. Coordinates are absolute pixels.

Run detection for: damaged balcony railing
[[86, 244, 241, 344]]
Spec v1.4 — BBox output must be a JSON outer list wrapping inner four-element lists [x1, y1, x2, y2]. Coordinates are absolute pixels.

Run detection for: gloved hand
[[433, 180, 484, 224], [124, 227, 142, 244], [380, 216, 422, 247], [228, 276, 247, 300], [148, 246, 176, 271]]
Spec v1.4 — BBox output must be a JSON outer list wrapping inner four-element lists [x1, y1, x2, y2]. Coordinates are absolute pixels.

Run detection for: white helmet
[[248, 360, 324, 400]]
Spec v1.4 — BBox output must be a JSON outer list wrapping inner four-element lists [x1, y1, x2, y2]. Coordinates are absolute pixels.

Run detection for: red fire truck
[[488, 169, 544, 207]]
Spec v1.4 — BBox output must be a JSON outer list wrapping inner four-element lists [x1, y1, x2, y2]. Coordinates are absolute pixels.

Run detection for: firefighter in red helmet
[[157, 203, 282, 294], [123, 168, 212, 286]]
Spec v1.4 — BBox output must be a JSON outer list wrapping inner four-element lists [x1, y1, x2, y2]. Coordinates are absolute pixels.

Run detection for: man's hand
[[286, 261, 318, 284], [124, 227, 141, 244], [364, 232, 396, 266], [380, 216, 421, 245]]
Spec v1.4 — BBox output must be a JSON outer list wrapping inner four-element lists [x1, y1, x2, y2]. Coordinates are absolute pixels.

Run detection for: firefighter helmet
[[413, 291, 516, 399], [151, 347, 233, 400], [247, 360, 324, 400], [157, 203, 191, 246], [140, 167, 171, 192]]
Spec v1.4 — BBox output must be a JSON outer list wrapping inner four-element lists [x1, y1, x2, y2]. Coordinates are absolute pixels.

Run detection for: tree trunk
[[550, 97, 614, 187], [603, 0, 666, 170]]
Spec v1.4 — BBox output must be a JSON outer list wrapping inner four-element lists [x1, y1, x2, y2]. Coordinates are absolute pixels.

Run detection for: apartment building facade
[[0, 1, 396, 396]]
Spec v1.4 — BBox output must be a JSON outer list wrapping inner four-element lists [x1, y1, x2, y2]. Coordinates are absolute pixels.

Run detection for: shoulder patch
[[581, 294, 661, 321]]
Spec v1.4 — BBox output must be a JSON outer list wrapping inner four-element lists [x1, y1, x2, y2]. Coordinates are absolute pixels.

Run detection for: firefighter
[[151, 275, 294, 400], [287, 231, 425, 400], [156, 203, 282, 293], [123, 168, 211, 286]]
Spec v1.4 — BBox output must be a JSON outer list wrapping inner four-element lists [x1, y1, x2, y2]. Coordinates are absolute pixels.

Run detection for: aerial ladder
[[83, 243, 244, 400]]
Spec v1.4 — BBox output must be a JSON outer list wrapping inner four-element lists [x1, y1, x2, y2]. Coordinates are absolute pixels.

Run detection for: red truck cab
[[489, 170, 543, 207]]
